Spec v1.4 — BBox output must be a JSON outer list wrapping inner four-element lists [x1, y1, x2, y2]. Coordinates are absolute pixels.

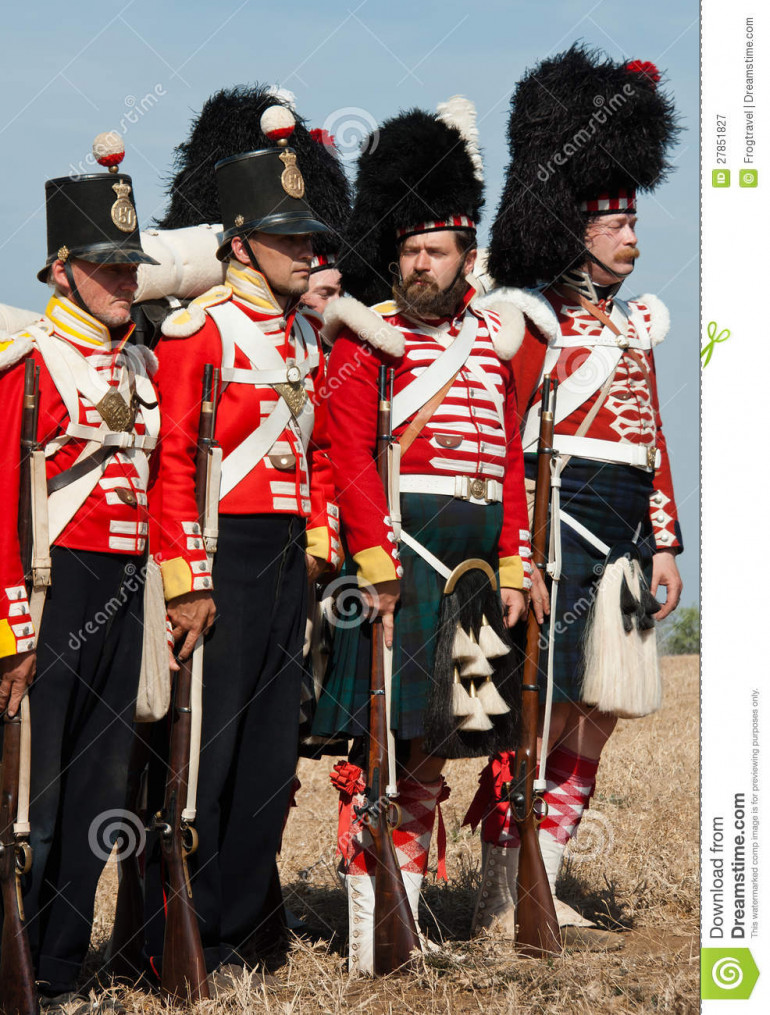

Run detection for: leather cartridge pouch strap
[[398, 372, 460, 456], [576, 293, 623, 336]]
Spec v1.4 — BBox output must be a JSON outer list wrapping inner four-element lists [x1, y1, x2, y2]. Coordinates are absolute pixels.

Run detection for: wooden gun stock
[[157, 660, 207, 1001], [510, 376, 561, 958], [363, 366, 420, 975], [366, 630, 420, 975], [0, 717, 38, 1015], [154, 365, 218, 1002]]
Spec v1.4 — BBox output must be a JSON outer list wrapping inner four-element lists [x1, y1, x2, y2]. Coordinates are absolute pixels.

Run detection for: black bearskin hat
[[340, 106, 484, 306], [488, 44, 680, 288], [156, 85, 351, 260]]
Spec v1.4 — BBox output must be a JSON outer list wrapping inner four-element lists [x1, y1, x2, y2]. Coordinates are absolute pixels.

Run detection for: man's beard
[[96, 305, 133, 328], [273, 279, 310, 298], [393, 271, 468, 318]]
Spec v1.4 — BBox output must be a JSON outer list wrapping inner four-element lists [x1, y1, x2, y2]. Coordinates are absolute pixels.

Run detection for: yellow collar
[[226, 263, 285, 314], [46, 295, 112, 348]]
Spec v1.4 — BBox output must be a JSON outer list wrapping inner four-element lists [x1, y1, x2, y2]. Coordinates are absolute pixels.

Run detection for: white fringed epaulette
[[477, 287, 560, 345], [161, 285, 232, 339], [321, 297, 406, 357], [473, 302, 525, 361], [0, 330, 36, 371], [0, 317, 53, 371], [630, 293, 670, 346]]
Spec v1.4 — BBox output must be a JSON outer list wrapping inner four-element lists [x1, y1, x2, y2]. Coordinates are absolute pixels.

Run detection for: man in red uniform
[[145, 95, 346, 984], [0, 136, 159, 1012], [468, 45, 684, 947], [311, 101, 536, 973]]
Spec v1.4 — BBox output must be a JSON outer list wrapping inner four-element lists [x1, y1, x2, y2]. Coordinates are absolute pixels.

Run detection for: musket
[[507, 375, 562, 958], [358, 366, 420, 975], [153, 364, 219, 1002], [0, 358, 41, 1015]]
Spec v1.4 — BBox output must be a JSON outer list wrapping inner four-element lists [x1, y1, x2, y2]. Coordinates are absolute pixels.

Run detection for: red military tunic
[[503, 285, 681, 550], [150, 262, 339, 601], [321, 286, 532, 589], [0, 296, 158, 657]]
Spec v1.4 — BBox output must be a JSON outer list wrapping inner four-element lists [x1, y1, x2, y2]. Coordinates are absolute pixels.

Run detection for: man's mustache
[[616, 248, 640, 263]]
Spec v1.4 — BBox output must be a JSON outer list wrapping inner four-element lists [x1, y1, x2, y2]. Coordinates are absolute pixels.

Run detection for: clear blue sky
[[0, 0, 699, 602]]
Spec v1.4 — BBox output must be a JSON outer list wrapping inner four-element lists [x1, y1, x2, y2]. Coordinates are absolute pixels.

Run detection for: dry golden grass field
[[89, 654, 699, 1014]]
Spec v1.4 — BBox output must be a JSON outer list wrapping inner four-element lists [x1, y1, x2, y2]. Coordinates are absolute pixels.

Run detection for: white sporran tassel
[[582, 556, 661, 718], [459, 682, 494, 731], [476, 675, 510, 716], [452, 624, 477, 662], [452, 667, 474, 717], [459, 649, 494, 679], [478, 615, 510, 659]]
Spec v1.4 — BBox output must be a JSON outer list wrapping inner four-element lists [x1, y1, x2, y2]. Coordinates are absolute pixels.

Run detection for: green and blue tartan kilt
[[527, 456, 657, 705], [311, 493, 504, 744]]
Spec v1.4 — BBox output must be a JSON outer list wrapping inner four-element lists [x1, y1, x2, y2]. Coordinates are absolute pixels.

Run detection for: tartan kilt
[[527, 456, 657, 705], [311, 493, 504, 747]]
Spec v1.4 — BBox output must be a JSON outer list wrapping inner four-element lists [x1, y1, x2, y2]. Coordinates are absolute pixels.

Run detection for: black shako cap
[[214, 147, 327, 260], [38, 173, 159, 282]]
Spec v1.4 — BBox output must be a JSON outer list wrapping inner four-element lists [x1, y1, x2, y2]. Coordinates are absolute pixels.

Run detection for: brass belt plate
[[96, 391, 134, 432], [470, 478, 487, 500], [274, 381, 308, 417]]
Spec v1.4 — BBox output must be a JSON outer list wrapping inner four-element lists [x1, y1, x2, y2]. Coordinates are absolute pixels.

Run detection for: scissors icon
[[701, 321, 730, 368]]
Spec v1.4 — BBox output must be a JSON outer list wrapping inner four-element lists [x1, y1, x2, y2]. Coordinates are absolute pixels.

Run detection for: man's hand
[[306, 553, 327, 583], [529, 566, 551, 625], [0, 650, 36, 717], [360, 579, 400, 648], [651, 549, 683, 621], [500, 588, 527, 628], [167, 591, 216, 662]]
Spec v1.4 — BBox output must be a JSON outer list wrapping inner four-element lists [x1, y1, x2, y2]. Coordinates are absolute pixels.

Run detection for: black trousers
[[144, 514, 306, 973], [21, 548, 143, 994]]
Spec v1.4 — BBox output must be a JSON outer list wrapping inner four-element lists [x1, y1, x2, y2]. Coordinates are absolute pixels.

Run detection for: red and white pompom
[[93, 131, 125, 172], [260, 105, 296, 145]]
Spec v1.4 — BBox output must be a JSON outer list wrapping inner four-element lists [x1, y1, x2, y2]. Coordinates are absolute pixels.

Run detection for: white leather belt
[[55, 424, 158, 451], [399, 474, 503, 504], [553, 435, 659, 472]]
